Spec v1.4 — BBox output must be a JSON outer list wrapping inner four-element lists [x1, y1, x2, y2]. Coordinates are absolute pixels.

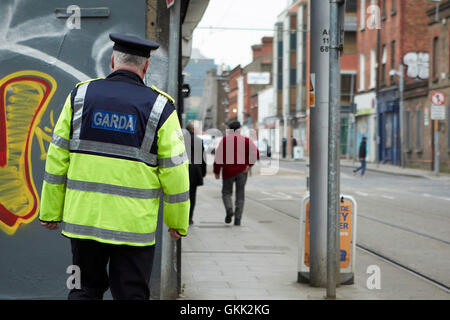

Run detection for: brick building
[[273, 0, 310, 158], [241, 37, 273, 135], [227, 65, 243, 123], [226, 37, 273, 136], [273, 0, 357, 159], [421, 1, 450, 172], [200, 68, 229, 132], [355, 0, 436, 165]]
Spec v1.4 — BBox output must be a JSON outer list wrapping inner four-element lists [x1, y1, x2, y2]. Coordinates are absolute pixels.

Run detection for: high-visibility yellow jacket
[[39, 70, 190, 246]]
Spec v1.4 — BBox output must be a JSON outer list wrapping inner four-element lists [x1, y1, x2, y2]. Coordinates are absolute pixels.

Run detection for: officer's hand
[[214, 173, 220, 180], [40, 221, 59, 230], [168, 228, 181, 240]]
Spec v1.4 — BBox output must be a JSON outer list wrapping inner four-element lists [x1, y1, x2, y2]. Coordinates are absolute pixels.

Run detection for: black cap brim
[[110, 33, 160, 58]]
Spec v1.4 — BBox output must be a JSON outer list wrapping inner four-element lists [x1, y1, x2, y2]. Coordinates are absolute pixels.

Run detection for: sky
[[192, 0, 290, 69]]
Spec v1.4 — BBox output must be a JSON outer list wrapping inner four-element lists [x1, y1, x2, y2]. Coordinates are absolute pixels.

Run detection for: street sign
[[431, 104, 446, 120], [166, 0, 175, 8], [298, 194, 357, 284], [430, 90, 446, 106], [247, 72, 270, 85]]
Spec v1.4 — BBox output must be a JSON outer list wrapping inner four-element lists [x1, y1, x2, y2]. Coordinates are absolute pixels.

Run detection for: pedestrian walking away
[[184, 120, 207, 225], [213, 121, 260, 226], [353, 136, 367, 176], [291, 136, 297, 159], [39, 33, 190, 300]]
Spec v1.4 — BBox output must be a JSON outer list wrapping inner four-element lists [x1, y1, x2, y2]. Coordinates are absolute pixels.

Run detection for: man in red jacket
[[213, 121, 259, 225]]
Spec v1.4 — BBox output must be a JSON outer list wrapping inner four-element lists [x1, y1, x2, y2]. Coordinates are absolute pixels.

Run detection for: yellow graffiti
[[0, 70, 57, 235]]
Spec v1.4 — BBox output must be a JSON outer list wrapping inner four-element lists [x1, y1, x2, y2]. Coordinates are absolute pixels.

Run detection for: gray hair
[[113, 50, 148, 69]]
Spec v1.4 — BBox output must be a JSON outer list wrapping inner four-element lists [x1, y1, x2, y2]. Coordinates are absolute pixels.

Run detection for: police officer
[[39, 33, 190, 300]]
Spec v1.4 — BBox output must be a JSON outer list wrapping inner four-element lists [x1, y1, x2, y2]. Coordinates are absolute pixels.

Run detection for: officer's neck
[[113, 66, 145, 80]]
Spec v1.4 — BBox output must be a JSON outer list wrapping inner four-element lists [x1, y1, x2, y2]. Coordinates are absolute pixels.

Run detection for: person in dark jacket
[[353, 136, 367, 176], [213, 121, 259, 226], [184, 121, 206, 225], [291, 136, 297, 159]]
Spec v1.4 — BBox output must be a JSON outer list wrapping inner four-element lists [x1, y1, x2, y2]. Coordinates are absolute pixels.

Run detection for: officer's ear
[[143, 59, 149, 75], [111, 54, 115, 70]]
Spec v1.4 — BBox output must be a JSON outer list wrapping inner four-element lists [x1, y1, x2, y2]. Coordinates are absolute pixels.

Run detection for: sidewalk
[[340, 159, 450, 180], [277, 156, 450, 180], [180, 175, 449, 300]]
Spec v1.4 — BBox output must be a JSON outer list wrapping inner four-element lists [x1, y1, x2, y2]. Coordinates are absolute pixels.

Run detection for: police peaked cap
[[109, 33, 160, 58]]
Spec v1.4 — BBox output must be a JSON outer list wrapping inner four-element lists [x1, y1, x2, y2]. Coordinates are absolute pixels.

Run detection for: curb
[[339, 163, 426, 179]]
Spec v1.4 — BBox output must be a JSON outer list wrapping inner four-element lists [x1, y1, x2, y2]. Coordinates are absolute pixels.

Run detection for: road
[[242, 159, 450, 291]]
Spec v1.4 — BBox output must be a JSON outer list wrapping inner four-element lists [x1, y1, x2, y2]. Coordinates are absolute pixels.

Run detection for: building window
[[391, 0, 397, 16], [370, 50, 376, 89], [341, 74, 356, 105], [433, 37, 439, 80], [359, 54, 365, 91], [277, 35, 283, 91], [343, 32, 357, 54], [381, 45, 386, 86], [290, 32, 297, 51], [346, 0, 357, 13], [290, 68, 297, 86], [360, 0, 366, 30], [381, 0, 386, 20], [416, 109, 423, 151], [405, 110, 412, 151], [390, 40, 396, 84]]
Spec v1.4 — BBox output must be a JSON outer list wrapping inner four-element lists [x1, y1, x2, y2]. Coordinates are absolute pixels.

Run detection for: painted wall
[[0, 0, 146, 299]]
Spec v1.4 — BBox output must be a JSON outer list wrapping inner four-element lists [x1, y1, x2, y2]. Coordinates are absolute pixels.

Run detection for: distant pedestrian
[[353, 137, 367, 176], [213, 121, 259, 226], [184, 121, 207, 225], [291, 136, 297, 159]]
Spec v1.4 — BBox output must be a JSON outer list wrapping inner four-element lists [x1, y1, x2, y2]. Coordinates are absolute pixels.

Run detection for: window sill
[[415, 149, 423, 154]]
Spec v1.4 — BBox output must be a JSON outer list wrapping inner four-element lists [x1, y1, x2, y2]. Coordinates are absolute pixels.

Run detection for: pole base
[[297, 272, 354, 285]]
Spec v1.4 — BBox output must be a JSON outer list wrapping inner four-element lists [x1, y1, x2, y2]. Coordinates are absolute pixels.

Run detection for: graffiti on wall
[[0, 71, 57, 235], [0, 0, 153, 237], [403, 52, 429, 80]]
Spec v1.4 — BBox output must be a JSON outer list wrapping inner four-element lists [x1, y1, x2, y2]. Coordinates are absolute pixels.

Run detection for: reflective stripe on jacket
[[39, 70, 190, 246]]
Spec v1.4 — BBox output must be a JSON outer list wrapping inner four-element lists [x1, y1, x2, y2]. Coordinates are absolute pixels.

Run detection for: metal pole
[[434, 120, 440, 176], [160, 0, 181, 300], [327, 0, 343, 299], [309, 0, 330, 288], [399, 64, 405, 168], [167, 0, 180, 100]]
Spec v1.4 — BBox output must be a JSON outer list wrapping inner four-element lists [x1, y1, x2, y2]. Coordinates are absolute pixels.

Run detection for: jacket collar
[[106, 69, 146, 87]]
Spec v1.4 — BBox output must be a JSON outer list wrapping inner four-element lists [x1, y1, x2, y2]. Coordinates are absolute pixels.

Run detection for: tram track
[[246, 195, 450, 294]]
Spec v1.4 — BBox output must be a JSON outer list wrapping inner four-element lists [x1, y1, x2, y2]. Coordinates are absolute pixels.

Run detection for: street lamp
[[389, 64, 405, 168]]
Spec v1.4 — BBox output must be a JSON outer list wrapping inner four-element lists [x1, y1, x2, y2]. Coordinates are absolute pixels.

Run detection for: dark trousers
[[222, 171, 248, 220], [354, 159, 366, 176], [189, 185, 197, 223], [68, 238, 155, 300]]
